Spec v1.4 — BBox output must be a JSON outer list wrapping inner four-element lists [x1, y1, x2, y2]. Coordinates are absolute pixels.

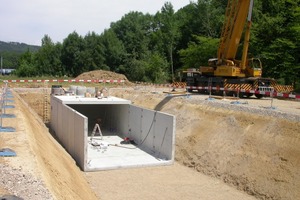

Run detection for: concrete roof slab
[[53, 95, 131, 105]]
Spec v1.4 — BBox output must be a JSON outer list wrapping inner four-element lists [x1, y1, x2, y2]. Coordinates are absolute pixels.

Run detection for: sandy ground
[[109, 87, 300, 200], [1, 85, 300, 200], [85, 163, 256, 200], [0, 90, 98, 200]]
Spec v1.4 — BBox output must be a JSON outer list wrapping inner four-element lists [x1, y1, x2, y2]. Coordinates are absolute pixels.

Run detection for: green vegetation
[[0, 41, 40, 69], [0, 0, 299, 89], [0, 41, 40, 53]]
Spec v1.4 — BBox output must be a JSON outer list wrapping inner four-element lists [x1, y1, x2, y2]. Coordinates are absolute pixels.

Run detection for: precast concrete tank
[[86, 87, 95, 96], [51, 85, 64, 95], [76, 86, 86, 96], [69, 85, 77, 94]]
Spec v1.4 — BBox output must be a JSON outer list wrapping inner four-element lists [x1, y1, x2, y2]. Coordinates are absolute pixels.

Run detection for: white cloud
[[0, 0, 191, 45]]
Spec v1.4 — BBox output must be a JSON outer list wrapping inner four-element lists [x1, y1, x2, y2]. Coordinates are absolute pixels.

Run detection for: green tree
[[61, 31, 86, 77], [0, 51, 21, 69], [111, 11, 152, 60], [100, 29, 126, 72], [253, 0, 300, 85], [110, 11, 154, 80], [174, 0, 225, 75], [35, 35, 63, 76], [125, 58, 147, 81], [179, 36, 219, 69], [145, 52, 169, 83], [83, 32, 105, 71], [176, 0, 224, 44], [15, 50, 38, 77], [157, 2, 179, 82]]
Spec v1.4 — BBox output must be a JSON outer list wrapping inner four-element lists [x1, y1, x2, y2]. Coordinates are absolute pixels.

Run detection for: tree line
[[6, 0, 300, 87]]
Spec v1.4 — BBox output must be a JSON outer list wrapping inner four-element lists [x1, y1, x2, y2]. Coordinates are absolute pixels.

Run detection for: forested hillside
[[0, 41, 40, 69], [5, 0, 300, 87], [0, 41, 40, 53]]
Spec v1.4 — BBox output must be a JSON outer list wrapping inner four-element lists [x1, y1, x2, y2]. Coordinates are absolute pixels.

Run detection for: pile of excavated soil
[[76, 70, 133, 85]]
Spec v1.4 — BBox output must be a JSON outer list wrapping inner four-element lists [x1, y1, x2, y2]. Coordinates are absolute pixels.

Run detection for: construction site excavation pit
[[50, 87, 175, 171]]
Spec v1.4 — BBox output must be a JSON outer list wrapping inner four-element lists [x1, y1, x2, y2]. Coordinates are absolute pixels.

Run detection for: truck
[[180, 0, 293, 98]]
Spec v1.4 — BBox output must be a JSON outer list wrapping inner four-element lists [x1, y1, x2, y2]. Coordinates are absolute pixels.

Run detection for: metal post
[[0, 84, 6, 127], [209, 77, 212, 98], [0, 82, 15, 132], [2, 85, 6, 115], [0, 91, 3, 127], [270, 88, 274, 109], [0, 55, 2, 75]]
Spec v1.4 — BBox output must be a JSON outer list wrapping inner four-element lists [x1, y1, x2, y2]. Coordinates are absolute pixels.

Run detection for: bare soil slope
[[0, 91, 98, 200], [173, 103, 300, 199], [110, 87, 300, 200]]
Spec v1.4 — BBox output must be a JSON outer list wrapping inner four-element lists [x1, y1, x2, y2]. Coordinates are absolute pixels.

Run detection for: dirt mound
[[76, 70, 131, 83]]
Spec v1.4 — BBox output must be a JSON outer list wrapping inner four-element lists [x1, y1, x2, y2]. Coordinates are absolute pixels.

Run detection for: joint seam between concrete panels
[[128, 105, 175, 160], [173, 116, 176, 161], [84, 116, 88, 171], [51, 95, 175, 171], [58, 103, 87, 170]]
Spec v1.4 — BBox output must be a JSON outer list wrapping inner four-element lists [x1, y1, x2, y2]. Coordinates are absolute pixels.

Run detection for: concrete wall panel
[[50, 96, 58, 134], [153, 113, 175, 160], [116, 105, 130, 137], [61, 105, 70, 146], [57, 102, 63, 143], [128, 105, 175, 160], [141, 109, 156, 151], [128, 105, 142, 141], [66, 104, 129, 137], [68, 105, 104, 132], [73, 110, 87, 170], [51, 97, 87, 170], [67, 111, 75, 156]]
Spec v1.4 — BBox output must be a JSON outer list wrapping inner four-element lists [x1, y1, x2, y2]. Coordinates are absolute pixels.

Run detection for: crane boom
[[218, 0, 251, 63], [198, 0, 262, 78], [241, 0, 254, 70]]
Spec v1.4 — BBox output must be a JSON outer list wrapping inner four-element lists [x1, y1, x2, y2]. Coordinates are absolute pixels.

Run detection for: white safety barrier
[[4, 79, 125, 83]]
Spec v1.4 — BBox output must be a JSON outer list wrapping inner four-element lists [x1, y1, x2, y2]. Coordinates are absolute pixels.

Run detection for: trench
[[20, 90, 300, 200]]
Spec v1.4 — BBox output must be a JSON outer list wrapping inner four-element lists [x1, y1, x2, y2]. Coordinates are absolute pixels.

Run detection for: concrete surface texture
[[51, 94, 175, 171], [1, 86, 300, 200], [87, 135, 171, 170], [51, 97, 87, 169]]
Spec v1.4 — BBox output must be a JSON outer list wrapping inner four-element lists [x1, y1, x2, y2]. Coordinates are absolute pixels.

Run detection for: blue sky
[[0, 0, 192, 45]]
